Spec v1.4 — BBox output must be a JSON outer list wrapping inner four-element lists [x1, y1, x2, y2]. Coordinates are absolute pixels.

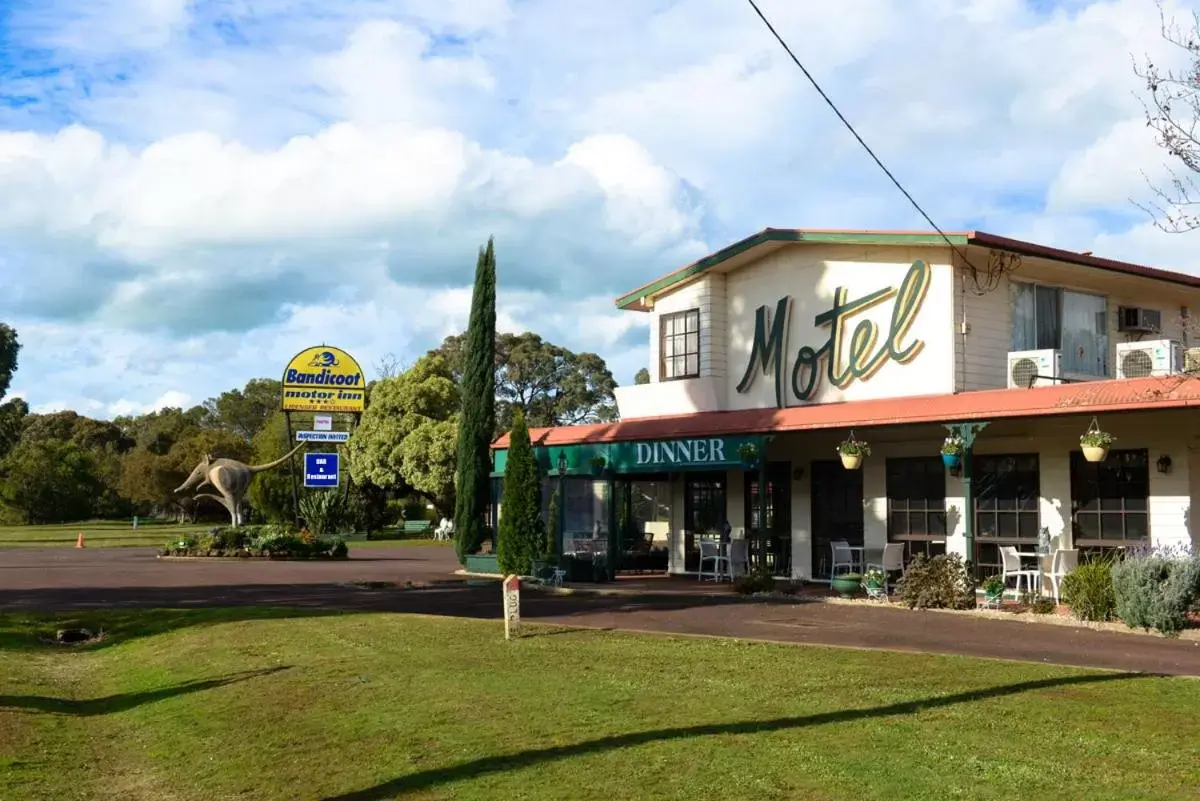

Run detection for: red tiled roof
[[491, 375, 1200, 448]]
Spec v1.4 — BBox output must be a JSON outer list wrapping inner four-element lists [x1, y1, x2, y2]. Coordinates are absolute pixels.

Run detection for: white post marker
[[502, 574, 521, 640]]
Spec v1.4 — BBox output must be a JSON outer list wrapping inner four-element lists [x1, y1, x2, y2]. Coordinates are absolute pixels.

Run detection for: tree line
[[0, 322, 619, 527]]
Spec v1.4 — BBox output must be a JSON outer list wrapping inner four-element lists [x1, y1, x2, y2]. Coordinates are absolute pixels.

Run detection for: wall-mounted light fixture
[[557, 452, 568, 475], [792, 467, 805, 481], [1157, 454, 1173, 474]]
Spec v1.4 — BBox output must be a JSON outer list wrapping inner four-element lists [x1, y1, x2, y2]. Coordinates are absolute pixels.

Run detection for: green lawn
[[1, 610, 1197, 800], [0, 521, 450, 549]]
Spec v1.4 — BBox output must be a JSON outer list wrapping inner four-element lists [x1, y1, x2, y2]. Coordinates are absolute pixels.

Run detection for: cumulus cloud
[[2, 0, 1200, 417]]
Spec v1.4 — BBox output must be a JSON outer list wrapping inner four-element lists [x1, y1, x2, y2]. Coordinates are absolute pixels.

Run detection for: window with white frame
[[1011, 282, 1109, 376]]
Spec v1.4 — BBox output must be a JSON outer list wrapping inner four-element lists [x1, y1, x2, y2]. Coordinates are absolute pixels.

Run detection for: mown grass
[[1, 609, 1198, 800], [0, 521, 451, 550]]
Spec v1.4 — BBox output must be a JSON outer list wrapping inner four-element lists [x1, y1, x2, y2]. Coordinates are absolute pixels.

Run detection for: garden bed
[[157, 524, 348, 561]]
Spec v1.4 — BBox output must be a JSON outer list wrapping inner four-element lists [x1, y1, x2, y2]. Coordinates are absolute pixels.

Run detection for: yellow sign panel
[[281, 345, 366, 414]]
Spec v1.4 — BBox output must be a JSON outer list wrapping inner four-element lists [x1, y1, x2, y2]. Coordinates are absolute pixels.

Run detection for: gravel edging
[[820, 595, 1200, 642]]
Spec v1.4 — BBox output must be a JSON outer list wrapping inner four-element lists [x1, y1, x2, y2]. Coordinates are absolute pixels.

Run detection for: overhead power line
[[743, 0, 1003, 292]]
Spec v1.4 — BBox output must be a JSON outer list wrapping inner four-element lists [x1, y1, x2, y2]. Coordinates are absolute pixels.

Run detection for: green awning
[[491, 433, 766, 478]]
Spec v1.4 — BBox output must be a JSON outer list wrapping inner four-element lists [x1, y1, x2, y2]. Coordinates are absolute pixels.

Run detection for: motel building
[[489, 229, 1200, 586]]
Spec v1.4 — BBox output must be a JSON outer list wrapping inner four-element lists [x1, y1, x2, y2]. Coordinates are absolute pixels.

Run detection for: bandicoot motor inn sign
[[281, 345, 366, 414]]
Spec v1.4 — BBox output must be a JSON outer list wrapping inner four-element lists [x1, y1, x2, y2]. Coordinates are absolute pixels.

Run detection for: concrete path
[[3, 545, 1199, 677]]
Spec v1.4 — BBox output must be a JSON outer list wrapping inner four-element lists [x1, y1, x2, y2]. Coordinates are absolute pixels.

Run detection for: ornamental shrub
[[1111, 545, 1200, 637], [896, 553, 974, 610], [1060, 560, 1116, 622]]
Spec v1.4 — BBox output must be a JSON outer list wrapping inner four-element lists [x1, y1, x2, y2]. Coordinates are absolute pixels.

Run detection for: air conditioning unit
[[1185, 347, 1200, 374], [1115, 339, 1183, 379], [1007, 349, 1061, 389], [1117, 306, 1162, 334]]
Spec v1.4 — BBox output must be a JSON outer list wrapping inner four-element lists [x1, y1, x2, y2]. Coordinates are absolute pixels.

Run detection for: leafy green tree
[[0, 323, 18, 403], [634, 368, 650, 385], [453, 239, 497, 562], [347, 355, 460, 518], [496, 408, 541, 575], [203, 378, 282, 440], [0, 397, 28, 461], [432, 330, 617, 434], [0, 438, 104, 524], [115, 406, 208, 455], [245, 410, 308, 523]]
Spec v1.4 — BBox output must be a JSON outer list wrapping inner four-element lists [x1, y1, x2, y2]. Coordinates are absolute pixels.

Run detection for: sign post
[[502, 575, 520, 640], [280, 345, 366, 526]]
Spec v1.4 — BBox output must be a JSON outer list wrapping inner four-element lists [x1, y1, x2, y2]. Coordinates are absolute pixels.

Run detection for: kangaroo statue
[[175, 444, 305, 527]]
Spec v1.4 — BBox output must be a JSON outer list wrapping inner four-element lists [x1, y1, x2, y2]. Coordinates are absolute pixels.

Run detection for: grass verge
[[1, 609, 1198, 800]]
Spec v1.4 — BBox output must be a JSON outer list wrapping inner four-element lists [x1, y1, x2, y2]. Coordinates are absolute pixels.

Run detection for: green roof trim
[[614, 228, 970, 310]]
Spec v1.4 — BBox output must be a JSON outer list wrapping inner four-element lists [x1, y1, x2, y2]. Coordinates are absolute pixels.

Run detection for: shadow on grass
[[320, 672, 1147, 801], [0, 665, 291, 716], [0, 607, 352, 652]]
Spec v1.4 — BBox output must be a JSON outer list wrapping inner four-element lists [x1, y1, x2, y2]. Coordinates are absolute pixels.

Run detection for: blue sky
[[0, 0, 1197, 417]]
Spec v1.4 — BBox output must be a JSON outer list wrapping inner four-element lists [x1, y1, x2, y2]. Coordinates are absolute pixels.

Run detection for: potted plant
[[941, 435, 964, 469], [1080, 420, 1114, 463], [831, 572, 862, 598], [862, 567, 886, 597], [738, 442, 760, 469], [589, 455, 607, 475], [836, 432, 871, 470], [980, 574, 1005, 606]]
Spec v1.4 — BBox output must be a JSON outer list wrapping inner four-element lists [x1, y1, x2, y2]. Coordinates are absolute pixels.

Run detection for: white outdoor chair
[[698, 539, 729, 582], [867, 543, 906, 594], [830, 540, 855, 580], [1000, 546, 1040, 599], [1043, 548, 1078, 604], [727, 539, 749, 579]]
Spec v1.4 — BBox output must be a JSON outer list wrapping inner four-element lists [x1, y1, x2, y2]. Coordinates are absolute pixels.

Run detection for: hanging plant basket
[[941, 435, 964, 470], [589, 456, 607, 475], [737, 442, 761, 470], [1080, 417, 1114, 463], [836, 431, 870, 470]]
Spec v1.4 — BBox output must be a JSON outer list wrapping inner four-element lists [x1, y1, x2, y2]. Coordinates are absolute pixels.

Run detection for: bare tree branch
[[1133, 2, 1200, 232]]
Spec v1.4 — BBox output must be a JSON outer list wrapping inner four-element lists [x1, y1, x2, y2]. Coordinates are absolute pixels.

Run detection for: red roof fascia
[[491, 375, 1200, 448]]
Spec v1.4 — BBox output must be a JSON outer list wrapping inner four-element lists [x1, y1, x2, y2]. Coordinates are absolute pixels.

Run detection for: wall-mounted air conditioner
[[1007, 349, 1061, 389], [1117, 306, 1163, 334], [1115, 339, 1183, 379], [1184, 347, 1200, 374]]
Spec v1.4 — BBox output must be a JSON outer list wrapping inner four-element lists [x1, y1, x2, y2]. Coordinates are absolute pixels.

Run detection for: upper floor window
[[660, 309, 700, 380], [1011, 282, 1109, 376]]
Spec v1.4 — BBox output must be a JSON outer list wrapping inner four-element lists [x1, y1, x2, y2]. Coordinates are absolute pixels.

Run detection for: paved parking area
[[4, 545, 1200, 676]]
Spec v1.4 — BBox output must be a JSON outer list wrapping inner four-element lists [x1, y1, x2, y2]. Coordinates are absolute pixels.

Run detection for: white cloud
[[3, 0, 1200, 417]]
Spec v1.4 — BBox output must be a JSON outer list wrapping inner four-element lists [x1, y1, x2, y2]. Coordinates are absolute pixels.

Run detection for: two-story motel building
[[490, 229, 1200, 581]]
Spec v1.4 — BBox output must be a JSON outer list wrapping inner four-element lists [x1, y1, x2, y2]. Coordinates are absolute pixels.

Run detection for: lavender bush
[[1110, 542, 1200, 637]]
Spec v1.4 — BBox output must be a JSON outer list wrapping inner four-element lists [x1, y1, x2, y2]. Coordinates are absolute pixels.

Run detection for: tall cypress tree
[[453, 238, 497, 563], [496, 407, 540, 576]]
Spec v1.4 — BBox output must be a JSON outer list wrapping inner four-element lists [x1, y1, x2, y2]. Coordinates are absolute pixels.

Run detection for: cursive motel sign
[[736, 259, 931, 408]]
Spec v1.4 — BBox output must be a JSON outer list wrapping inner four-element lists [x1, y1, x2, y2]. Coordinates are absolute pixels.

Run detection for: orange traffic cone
[[75, 532, 85, 549]]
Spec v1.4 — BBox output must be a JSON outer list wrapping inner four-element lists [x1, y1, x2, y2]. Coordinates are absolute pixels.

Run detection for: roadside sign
[[303, 452, 340, 488], [314, 414, 333, 431], [502, 575, 520, 640], [296, 430, 351, 443]]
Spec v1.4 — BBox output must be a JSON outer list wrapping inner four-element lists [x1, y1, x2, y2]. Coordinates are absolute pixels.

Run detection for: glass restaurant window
[[684, 473, 726, 572], [1011, 282, 1108, 376], [660, 309, 700, 380], [973, 454, 1040, 578], [885, 457, 947, 561], [1070, 449, 1149, 550]]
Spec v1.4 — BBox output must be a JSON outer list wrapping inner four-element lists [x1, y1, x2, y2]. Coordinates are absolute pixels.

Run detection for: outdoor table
[[1015, 550, 1043, 592]]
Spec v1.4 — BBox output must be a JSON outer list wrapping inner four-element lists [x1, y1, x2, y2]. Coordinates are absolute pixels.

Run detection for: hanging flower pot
[[1080, 418, 1114, 463], [589, 455, 607, 475], [941, 435, 964, 470], [836, 431, 870, 470], [737, 442, 761, 470]]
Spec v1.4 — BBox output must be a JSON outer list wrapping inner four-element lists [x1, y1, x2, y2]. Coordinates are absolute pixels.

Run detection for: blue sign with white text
[[303, 452, 340, 488]]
